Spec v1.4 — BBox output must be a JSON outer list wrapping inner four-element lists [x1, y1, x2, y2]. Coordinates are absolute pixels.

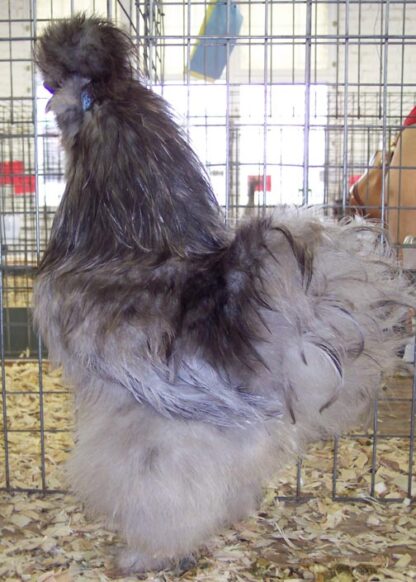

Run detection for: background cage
[[0, 0, 415, 504]]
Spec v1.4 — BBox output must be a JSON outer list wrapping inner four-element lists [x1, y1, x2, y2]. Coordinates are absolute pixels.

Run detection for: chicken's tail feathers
[[254, 210, 415, 435]]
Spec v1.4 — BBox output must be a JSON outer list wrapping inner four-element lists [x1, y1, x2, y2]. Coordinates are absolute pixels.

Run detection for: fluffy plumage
[[34, 14, 415, 573]]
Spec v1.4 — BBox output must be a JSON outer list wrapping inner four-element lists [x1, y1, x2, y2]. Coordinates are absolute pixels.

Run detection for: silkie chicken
[[34, 14, 415, 574]]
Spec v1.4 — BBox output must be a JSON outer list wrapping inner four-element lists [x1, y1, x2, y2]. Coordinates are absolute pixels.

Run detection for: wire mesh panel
[[0, 0, 415, 499], [0, 0, 141, 492]]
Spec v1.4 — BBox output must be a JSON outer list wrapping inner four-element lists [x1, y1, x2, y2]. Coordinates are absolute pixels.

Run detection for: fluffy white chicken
[[33, 14, 415, 574]]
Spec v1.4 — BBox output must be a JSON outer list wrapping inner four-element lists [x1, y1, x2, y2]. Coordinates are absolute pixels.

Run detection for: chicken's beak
[[44, 82, 55, 113], [45, 98, 53, 113]]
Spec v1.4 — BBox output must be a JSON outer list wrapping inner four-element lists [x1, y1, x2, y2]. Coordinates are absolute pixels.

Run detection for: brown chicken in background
[[387, 115, 416, 247], [349, 107, 416, 251]]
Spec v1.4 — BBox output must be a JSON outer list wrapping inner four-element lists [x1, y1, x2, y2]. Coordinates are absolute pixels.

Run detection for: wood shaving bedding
[[0, 362, 415, 581]]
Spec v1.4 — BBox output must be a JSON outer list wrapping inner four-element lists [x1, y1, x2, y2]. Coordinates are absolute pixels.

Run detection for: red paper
[[248, 175, 271, 192], [0, 160, 25, 184], [13, 175, 36, 194]]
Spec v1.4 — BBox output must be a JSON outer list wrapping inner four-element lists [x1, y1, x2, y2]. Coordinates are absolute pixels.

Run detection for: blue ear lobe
[[81, 88, 93, 111], [44, 82, 55, 94], [43, 80, 93, 110]]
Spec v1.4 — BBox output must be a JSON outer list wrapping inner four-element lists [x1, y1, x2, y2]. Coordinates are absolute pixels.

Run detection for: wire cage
[[0, 0, 415, 504]]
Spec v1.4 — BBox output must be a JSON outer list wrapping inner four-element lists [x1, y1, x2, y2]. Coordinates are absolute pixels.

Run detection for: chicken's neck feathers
[[41, 82, 227, 272]]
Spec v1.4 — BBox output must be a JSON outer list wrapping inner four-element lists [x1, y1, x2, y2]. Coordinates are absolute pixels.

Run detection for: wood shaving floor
[[1, 362, 415, 581]]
